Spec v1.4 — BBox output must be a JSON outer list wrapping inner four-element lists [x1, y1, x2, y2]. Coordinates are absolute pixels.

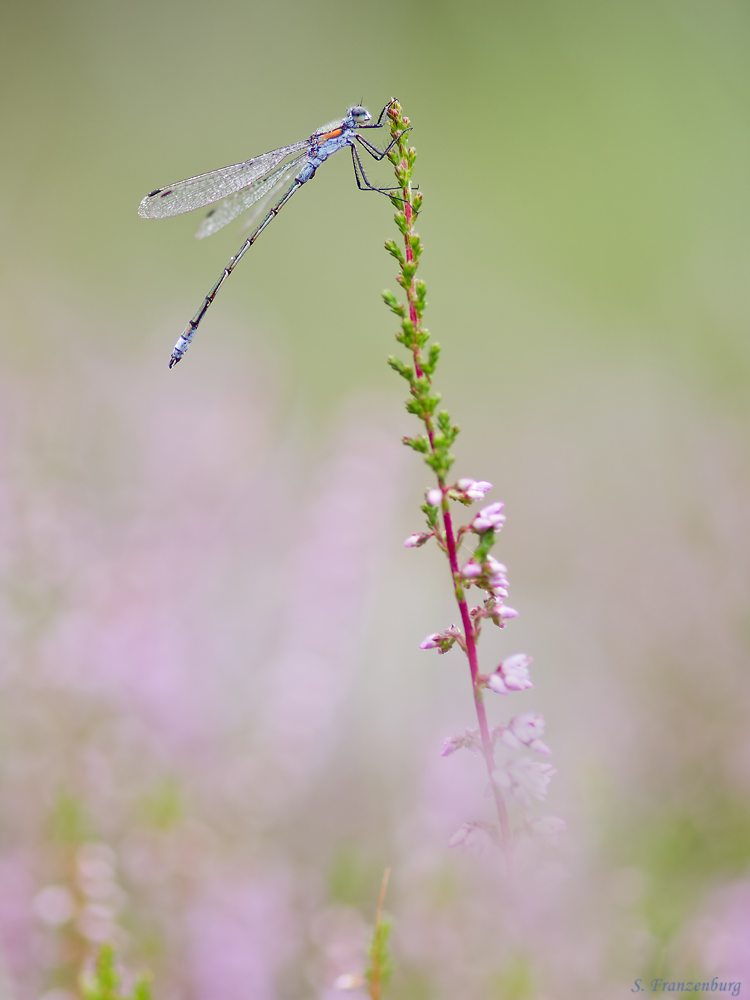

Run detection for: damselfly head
[[349, 105, 371, 125]]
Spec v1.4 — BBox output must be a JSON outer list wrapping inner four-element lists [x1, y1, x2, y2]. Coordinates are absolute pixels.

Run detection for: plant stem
[[443, 507, 512, 851], [368, 868, 392, 1000], [386, 102, 511, 859]]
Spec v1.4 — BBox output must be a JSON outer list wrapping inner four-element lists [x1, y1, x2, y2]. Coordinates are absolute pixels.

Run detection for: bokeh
[[2, 0, 750, 996]]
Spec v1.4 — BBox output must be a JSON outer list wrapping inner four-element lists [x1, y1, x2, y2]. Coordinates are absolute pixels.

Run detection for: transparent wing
[[194, 153, 307, 239], [138, 140, 309, 219]]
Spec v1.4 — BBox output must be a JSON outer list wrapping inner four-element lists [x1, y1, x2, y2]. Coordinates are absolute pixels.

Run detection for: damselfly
[[138, 100, 406, 368]]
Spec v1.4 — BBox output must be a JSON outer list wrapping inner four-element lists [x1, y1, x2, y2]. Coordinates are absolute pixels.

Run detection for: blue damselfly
[[138, 100, 406, 367]]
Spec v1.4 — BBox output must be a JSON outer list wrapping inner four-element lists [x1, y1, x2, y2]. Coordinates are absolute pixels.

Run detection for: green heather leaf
[[422, 344, 441, 374], [402, 435, 428, 453], [387, 356, 414, 382], [384, 239, 405, 266]]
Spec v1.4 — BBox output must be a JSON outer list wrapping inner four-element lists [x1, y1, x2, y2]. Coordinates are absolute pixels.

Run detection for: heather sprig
[[365, 868, 394, 1000], [332, 869, 394, 998], [80, 945, 151, 1000], [383, 101, 563, 860]]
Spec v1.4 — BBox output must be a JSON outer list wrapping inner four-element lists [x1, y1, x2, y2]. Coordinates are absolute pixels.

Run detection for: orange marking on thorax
[[317, 127, 344, 142]]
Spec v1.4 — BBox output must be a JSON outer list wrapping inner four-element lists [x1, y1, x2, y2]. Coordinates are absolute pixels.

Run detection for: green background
[[2, 0, 750, 995]]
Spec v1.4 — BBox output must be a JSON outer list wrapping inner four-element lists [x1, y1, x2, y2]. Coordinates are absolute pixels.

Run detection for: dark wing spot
[[206, 209, 215, 218], [148, 189, 161, 197], [160, 189, 173, 198]]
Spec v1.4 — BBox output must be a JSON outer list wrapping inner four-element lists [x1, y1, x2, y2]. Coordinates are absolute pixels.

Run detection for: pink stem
[[400, 176, 512, 858]]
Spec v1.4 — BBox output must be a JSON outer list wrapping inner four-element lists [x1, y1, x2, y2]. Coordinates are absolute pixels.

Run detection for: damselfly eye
[[350, 106, 370, 124]]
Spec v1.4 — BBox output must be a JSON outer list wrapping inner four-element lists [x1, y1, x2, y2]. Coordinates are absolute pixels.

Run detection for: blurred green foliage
[[488, 955, 534, 1000], [2, 0, 749, 405], [49, 792, 94, 844], [328, 843, 385, 909], [81, 945, 151, 1000], [137, 778, 183, 831], [616, 795, 750, 941]]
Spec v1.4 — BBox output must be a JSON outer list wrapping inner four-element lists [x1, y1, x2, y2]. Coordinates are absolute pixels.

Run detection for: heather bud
[[456, 478, 493, 501], [486, 556, 507, 574], [472, 501, 506, 533], [466, 480, 492, 499], [404, 532, 432, 548], [426, 488, 443, 507], [419, 625, 463, 653], [419, 633, 441, 649]]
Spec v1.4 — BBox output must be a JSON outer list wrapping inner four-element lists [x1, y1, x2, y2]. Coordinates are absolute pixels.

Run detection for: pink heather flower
[[425, 488, 443, 507], [403, 532, 431, 548], [33, 885, 76, 927], [460, 562, 482, 579], [501, 713, 551, 754], [499, 730, 521, 749], [529, 815, 567, 843], [510, 712, 545, 744], [419, 633, 442, 650], [188, 874, 294, 1000], [471, 501, 506, 533], [334, 973, 366, 990], [441, 729, 481, 757], [485, 597, 518, 628], [447, 821, 497, 855], [467, 480, 492, 499], [487, 653, 533, 694], [504, 756, 557, 807]]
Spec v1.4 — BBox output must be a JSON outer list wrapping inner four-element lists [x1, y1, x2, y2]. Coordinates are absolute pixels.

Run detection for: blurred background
[[1, 0, 750, 996]]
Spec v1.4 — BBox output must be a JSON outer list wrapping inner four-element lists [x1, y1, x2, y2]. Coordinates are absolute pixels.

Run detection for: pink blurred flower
[[528, 815, 567, 843], [487, 653, 533, 694], [498, 757, 557, 807], [500, 713, 551, 755], [440, 729, 481, 757], [447, 821, 497, 854], [188, 874, 295, 1000]]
